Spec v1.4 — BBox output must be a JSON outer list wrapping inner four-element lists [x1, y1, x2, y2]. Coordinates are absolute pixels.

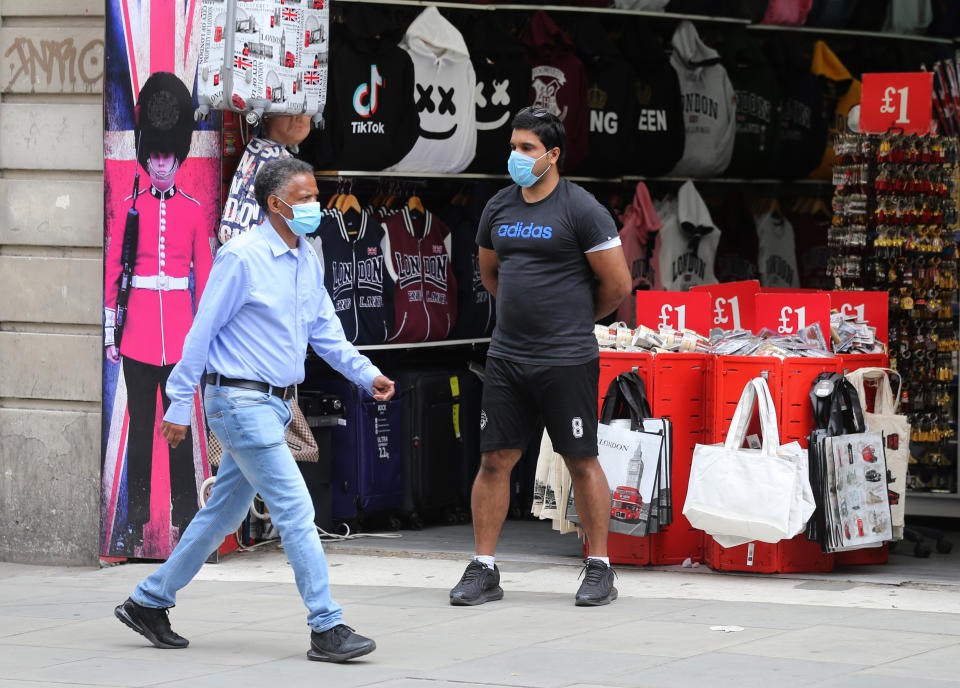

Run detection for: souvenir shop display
[[830, 132, 960, 494], [196, 0, 330, 124], [845, 367, 911, 539], [684, 376, 816, 547], [577, 372, 674, 538], [806, 372, 895, 551]]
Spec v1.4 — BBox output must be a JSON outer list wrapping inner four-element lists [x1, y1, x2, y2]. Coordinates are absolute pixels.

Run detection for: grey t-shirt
[[477, 178, 618, 365]]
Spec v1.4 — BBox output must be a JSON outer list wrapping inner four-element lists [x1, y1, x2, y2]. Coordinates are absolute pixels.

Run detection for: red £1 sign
[[635, 291, 712, 334], [829, 291, 889, 344], [755, 293, 832, 347], [691, 280, 759, 333], [860, 72, 933, 136]]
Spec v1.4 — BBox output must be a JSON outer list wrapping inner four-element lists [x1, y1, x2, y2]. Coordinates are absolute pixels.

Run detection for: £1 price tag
[[860, 72, 933, 136], [691, 280, 759, 333], [829, 291, 889, 344], [635, 291, 711, 335], [754, 293, 832, 346]]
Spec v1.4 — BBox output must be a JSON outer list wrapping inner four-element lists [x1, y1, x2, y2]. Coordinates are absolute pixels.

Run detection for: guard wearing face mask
[[450, 106, 632, 608], [115, 158, 396, 664], [103, 72, 214, 556]]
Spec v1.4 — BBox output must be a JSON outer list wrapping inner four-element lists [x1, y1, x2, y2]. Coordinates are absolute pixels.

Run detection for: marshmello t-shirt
[[477, 178, 618, 365]]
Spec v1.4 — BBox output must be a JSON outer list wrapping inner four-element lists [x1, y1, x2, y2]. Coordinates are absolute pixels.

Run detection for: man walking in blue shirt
[[114, 158, 395, 663]]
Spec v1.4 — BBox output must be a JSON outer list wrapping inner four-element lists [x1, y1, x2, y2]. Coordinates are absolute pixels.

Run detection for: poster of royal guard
[[101, 0, 221, 559]]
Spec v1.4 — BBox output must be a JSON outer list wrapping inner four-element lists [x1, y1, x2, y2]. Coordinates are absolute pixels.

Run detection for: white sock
[[474, 555, 495, 570], [588, 556, 610, 567]]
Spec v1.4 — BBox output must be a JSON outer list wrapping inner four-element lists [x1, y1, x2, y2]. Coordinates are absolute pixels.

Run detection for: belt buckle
[[157, 275, 169, 290]]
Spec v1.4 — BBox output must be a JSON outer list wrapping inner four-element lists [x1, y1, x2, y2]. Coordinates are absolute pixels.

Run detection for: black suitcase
[[394, 370, 463, 529], [296, 390, 345, 534]]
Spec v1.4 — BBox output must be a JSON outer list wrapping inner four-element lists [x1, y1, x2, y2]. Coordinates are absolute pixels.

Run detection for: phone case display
[[197, 0, 329, 124], [830, 132, 960, 494]]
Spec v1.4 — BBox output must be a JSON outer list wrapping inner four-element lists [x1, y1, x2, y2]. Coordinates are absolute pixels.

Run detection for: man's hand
[[371, 375, 396, 401], [161, 421, 189, 448], [106, 345, 121, 364]]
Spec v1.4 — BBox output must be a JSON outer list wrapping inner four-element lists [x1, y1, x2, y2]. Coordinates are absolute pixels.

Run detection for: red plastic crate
[[598, 351, 654, 418], [649, 353, 712, 565], [838, 353, 890, 375], [704, 537, 780, 572], [704, 356, 834, 574], [780, 357, 842, 447], [583, 532, 651, 566], [834, 544, 890, 566], [710, 356, 782, 444]]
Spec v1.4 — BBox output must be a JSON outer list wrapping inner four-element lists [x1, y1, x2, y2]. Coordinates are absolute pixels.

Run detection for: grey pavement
[[2, 522, 960, 688]]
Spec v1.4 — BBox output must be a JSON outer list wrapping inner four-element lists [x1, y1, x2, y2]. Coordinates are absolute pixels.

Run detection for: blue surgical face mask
[[277, 198, 322, 235], [507, 150, 551, 188]]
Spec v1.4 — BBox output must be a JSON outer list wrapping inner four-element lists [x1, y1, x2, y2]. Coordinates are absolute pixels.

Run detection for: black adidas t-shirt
[[477, 178, 617, 366]]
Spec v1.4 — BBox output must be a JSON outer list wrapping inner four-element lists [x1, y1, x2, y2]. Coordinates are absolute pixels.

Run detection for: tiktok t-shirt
[[477, 178, 618, 365]]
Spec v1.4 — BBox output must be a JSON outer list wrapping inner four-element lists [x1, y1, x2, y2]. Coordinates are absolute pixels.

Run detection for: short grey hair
[[254, 158, 315, 212]]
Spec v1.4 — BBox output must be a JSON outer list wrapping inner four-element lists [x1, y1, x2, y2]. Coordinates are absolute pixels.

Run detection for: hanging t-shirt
[[617, 182, 662, 326], [477, 178, 618, 365], [523, 11, 589, 173], [620, 25, 685, 176], [310, 208, 392, 344], [761, 0, 814, 25], [578, 21, 637, 176], [467, 16, 533, 174], [307, 13, 419, 171], [390, 7, 477, 173], [668, 21, 737, 178], [765, 36, 829, 180], [382, 207, 458, 343], [219, 136, 291, 244], [710, 190, 759, 283], [790, 208, 833, 290], [809, 40, 862, 179], [755, 210, 799, 288], [723, 30, 780, 178], [656, 181, 720, 291], [885, 0, 934, 33]]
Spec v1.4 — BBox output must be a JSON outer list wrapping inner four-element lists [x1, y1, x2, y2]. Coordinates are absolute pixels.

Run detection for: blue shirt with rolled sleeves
[[164, 221, 382, 426]]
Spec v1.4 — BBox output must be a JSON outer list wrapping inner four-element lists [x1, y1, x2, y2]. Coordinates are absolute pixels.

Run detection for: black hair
[[510, 106, 566, 170], [254, 158, 315, 213]]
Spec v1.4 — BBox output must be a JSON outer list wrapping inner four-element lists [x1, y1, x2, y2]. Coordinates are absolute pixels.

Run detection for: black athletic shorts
[[480, 356, 599, 458]]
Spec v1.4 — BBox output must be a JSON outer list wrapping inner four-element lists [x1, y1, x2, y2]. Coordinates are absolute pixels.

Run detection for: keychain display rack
[[831, 133, 960, 495]]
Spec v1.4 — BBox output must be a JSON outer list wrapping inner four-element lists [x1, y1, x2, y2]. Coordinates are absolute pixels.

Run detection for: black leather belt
[[206, 373, 293, 400]]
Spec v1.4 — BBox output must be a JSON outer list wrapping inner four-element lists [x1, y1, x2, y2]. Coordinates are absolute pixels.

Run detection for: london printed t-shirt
[[477, 179, 618, 365]]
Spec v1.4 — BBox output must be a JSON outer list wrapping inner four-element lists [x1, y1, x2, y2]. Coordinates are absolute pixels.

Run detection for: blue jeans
[[132, 384, 343, 632]]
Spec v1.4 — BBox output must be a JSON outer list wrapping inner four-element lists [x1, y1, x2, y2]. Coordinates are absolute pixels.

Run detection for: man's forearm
[[481, 276, 498, 299], [594, 283, 627, 321]]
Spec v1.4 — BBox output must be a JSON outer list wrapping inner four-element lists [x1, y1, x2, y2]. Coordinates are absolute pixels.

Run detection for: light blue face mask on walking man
[[507, 150, 551, 188], [277, 198, 323, 235]]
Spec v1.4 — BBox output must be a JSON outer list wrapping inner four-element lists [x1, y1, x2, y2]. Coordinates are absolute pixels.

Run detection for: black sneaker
[[449, 560, 504, 606], [114, 597, 189, 648], [307, 624, 376, 662], [575, 559, 618, 607]]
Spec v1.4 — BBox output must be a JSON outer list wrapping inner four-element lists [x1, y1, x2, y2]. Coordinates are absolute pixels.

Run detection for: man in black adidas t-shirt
[[450, 107, 631, 607]]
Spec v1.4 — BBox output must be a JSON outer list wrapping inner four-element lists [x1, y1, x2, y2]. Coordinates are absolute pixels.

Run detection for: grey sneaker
[[449, 560, 504, 606], [575, 559, 618, 606]]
